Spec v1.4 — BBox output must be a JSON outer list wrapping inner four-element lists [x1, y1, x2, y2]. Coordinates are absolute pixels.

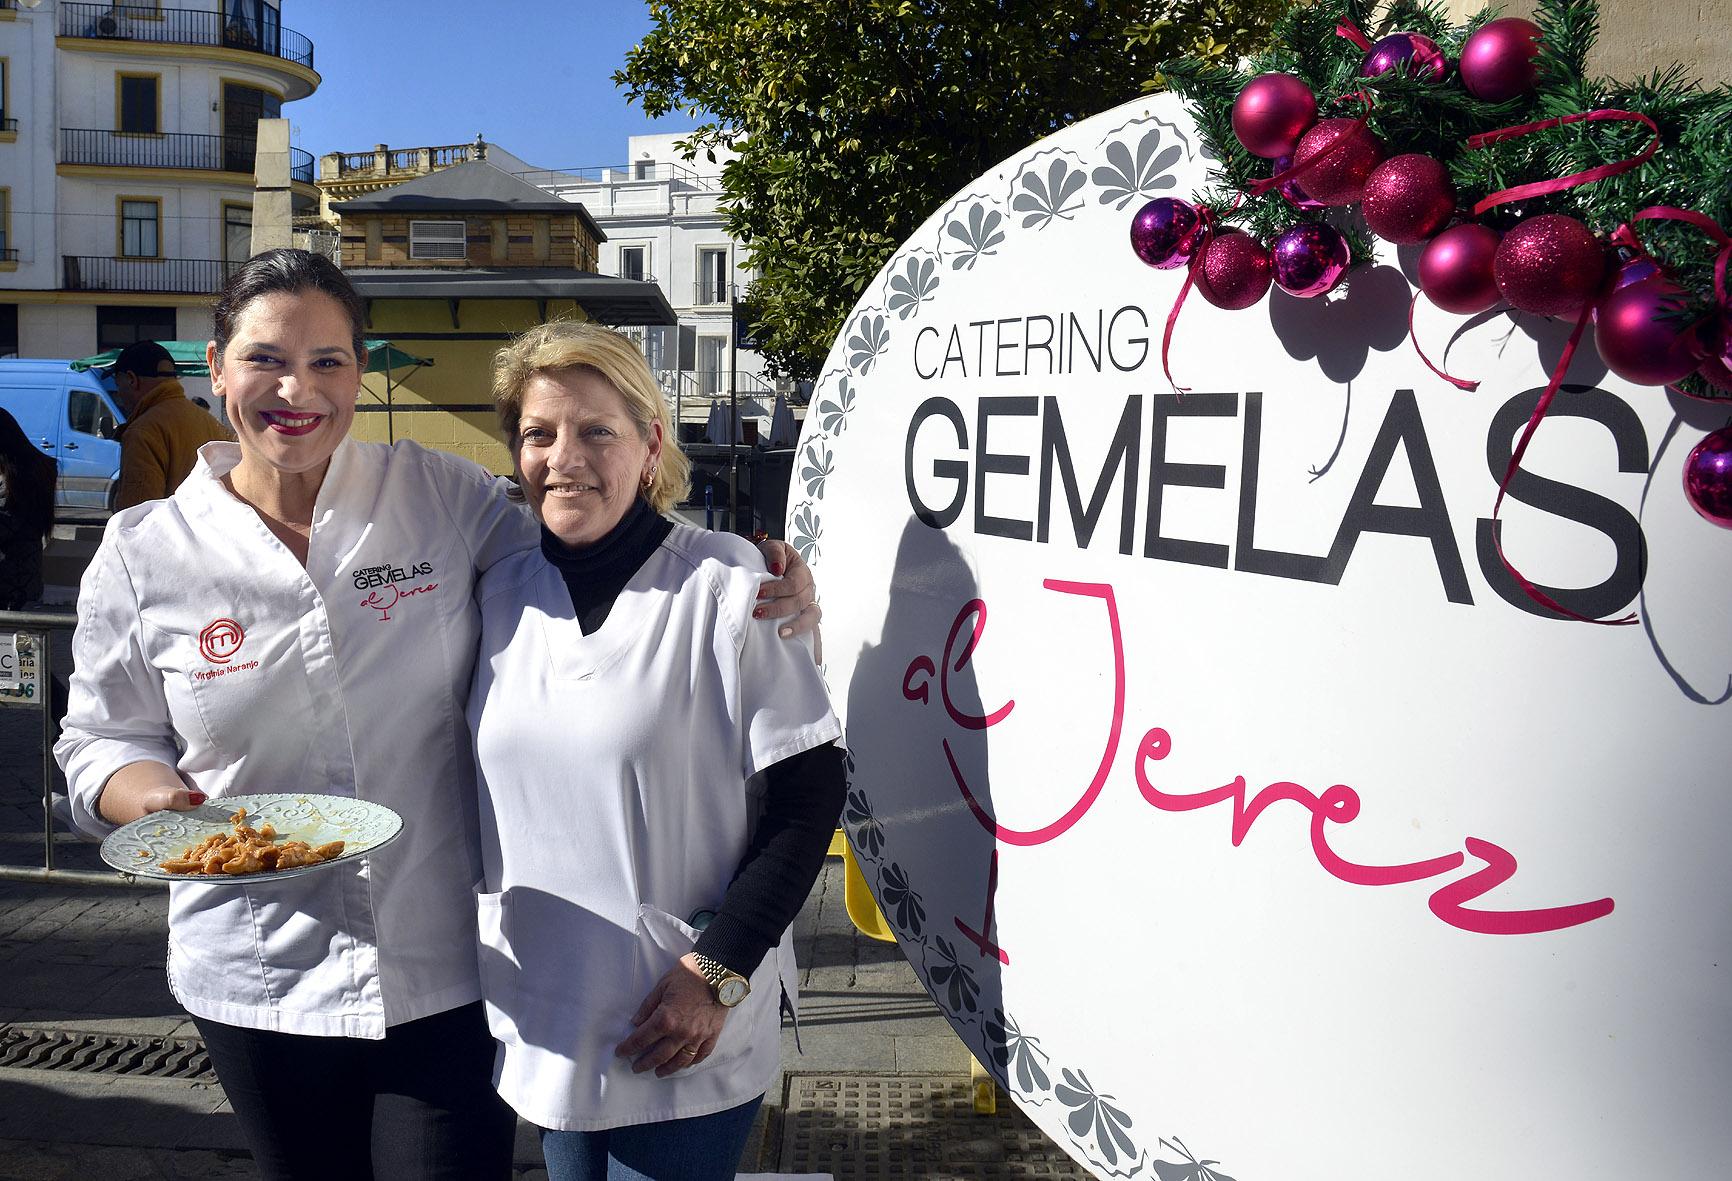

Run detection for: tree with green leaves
[[616, 0, 1292, 380]]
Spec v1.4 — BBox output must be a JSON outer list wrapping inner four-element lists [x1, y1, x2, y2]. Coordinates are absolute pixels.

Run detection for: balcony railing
[[332, 141, 478, 178], [1, 248, 19, 264], [0, 117, 17, 133], [62, 129, 314, 182], [62, 256, 234, 295], [58, 3, 314, 71], [694, 280, 739, 306]]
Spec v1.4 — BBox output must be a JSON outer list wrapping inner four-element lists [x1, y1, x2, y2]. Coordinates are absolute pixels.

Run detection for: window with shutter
[[409, 221, 467, 261]]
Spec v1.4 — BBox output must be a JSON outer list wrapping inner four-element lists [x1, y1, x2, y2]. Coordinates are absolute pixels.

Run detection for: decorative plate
[[100, 794, 403, 883]]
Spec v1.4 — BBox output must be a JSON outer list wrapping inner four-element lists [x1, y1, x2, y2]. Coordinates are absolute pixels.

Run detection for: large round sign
[[792, 92, 1731, 1179]]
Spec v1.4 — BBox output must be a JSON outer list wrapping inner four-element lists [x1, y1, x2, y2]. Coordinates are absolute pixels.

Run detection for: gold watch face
[[717, 976, 750, 1007]]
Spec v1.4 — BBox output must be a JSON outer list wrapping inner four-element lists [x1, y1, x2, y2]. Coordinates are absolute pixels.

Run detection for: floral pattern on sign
[[843, 787, 884, 861], [1092, 126, 1185, 209], [799, 440, 834, 498], [922, 934, 982, 1015], [1055, 1067, 1143, 1176], [884, 250, 941, 320], [1009, 150, 1088, 230], [943, 199, 1007, 271], [1152, 1138, 1237, 1181], [877, 861, 926, 937], [846, 312, 889, 375], [815, 374, 857, 436], [789, 503, 822, 565], [983, 1009, 1054, 1101]]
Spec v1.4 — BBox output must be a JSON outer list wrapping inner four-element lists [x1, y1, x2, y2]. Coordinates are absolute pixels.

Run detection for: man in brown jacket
[[112, 340, 230, 509]]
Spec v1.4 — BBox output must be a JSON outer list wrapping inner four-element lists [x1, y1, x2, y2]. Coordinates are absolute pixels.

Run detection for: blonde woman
[[469, 323, 845, 1180]]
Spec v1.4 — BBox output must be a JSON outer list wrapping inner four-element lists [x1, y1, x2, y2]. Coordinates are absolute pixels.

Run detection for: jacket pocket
[[635, 904, 783, 1079]]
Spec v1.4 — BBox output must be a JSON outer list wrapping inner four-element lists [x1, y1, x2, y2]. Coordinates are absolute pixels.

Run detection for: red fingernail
[[188, 792, 207, 805], [753, 608, 766, 619], [771, 562, 785, 575]]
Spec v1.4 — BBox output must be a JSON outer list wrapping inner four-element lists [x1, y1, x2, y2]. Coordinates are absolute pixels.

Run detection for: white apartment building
[[0, 0, 319, 358], [523, 133, 781, 416]]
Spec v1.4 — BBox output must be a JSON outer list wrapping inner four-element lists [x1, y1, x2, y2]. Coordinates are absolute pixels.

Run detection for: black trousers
[[194, 1001, 516, 1181]]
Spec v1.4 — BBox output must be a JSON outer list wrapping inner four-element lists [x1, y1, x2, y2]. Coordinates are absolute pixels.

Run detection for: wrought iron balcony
[[62, 129, 314, 183], [1, 249, 19, 264], [62, 256, 233, 295], [58, 3, 315, 71], [0, 117, 17, 133], [694, 280, 738, 306]]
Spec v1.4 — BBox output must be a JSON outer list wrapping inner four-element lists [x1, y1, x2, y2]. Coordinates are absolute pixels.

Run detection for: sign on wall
[[794, 92, 1731, 1179]]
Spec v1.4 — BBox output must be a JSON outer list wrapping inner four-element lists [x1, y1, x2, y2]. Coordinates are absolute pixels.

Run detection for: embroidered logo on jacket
[[360, 581, 439, 622], [351, 560, 433, 590], [198, 618, 245, 664]]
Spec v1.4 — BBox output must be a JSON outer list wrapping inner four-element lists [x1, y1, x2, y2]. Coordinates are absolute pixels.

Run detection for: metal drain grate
[[0, 1027, 215, 1081], [779, 1074, 1091, 1179]]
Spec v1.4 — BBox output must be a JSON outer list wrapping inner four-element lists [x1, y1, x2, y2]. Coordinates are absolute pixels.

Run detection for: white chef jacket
[[55, 438, 537, 1038], [468, 524, 842, 1131]]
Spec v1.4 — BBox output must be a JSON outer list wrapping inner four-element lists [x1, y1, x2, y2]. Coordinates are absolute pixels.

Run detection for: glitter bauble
[[1361, 154, 1456, 244], [1594, 277, 1707, 387], [1130, 198, 1202, 270], [1459, 18, 1542, 103], [1493, 215, 1605, 318], [1232, 73, 1318, 160], [1272, 154, 1326, 210], [1291, 118, 1386, 206], [1683, 426, 1732, 529], [1271, 222, 1351, 298], [1418, 224, 1502, 314], [1193, 231, 1273, 310], [1360, 32, 1448, 82]]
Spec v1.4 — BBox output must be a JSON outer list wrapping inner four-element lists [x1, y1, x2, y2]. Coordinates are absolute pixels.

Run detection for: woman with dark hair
[[0, 407, 58, 610], [53, 249, 820, 1180]]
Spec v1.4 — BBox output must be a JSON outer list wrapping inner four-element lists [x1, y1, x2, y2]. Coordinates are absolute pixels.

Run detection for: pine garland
[[1160, 0, 1732, 399]]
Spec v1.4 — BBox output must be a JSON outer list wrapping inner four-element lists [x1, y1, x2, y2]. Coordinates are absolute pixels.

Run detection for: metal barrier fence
[[0, 609, 155, 888]]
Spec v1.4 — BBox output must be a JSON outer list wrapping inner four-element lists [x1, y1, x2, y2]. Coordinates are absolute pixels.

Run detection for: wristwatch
[[692, 952, 751, 1007]]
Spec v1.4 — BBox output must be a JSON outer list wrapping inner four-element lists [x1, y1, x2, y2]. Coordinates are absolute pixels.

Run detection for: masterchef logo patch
[[198, 618, 245, 664]]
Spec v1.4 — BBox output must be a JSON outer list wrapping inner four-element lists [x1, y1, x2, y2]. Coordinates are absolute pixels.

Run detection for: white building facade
[[523, 133, 782, 420], [0, 1, 319, 359]]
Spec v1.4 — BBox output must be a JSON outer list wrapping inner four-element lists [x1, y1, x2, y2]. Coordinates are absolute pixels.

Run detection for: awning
[[344, 268, 677, 326], [70, 340, 434, 376]]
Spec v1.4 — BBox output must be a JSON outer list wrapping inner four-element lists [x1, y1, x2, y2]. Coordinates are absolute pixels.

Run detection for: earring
[[641, 466, 656, 492]]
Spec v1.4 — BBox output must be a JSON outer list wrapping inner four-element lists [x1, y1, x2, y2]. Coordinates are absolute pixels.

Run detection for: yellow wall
[[353, 297, 587, 473]]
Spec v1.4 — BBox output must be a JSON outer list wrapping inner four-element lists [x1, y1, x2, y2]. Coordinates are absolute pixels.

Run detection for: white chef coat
[[468, 523, 841, 1131], [55, 438, 537, 1038]]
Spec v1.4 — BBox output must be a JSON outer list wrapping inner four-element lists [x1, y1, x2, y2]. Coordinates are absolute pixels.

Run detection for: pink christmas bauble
[[1232, 73, 1318, 159], [1360, 32, 1448, 82], [1130, 198, 1202, 270], [1361, 154, 1456, 244], [1271, 222, 1350, 298], [1591, 256, 1663, 323], [1682, 426, 1732, 528], [1594, 277, 1707, 386], [1493, 214, 1604, 318], [1418, 223, 1502, 314], [1291, 118, 1386, 206], [1193, 231, 1273, 310], [1272, 154, 1326, 210], [1460, 18, 1542, 103]]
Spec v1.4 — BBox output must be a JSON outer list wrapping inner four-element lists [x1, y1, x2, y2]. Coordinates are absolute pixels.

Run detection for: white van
[[0, 359, 126, 511]]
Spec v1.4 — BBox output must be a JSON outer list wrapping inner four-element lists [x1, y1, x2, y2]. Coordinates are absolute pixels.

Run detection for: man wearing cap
[[111, 340, 230, 509]]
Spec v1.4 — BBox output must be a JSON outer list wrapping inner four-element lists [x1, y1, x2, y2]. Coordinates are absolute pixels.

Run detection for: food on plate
[[158, 807, 346, 875]]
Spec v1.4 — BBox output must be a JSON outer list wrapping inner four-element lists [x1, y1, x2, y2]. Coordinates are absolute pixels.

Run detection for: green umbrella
[[70, 340, 433, 376]]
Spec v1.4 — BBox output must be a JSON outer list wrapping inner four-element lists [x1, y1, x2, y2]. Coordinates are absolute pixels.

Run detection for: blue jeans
[[539, 1094, 765, 1181]]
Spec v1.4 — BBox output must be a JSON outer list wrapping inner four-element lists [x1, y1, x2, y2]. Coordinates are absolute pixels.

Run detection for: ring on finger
[[677, 1046, 698, 1058]]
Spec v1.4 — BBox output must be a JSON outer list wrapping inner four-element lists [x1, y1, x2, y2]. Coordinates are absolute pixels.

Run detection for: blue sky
[[286, 0, 702, 171]]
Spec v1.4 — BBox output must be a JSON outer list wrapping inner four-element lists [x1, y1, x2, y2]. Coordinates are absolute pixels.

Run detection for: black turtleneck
[[540, 495, 673, 636], [541, 500, 846, 978]]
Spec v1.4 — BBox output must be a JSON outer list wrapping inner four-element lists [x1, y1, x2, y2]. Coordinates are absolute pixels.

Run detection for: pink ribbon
[[1407, 294, 1479, 391], [1466, 109, 1660, 216], [1249, 90, 1375, 199], [1490, 298, 1637, 626], [1334, 21, 1373, 52], [1160, 206, 1221, 396]]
